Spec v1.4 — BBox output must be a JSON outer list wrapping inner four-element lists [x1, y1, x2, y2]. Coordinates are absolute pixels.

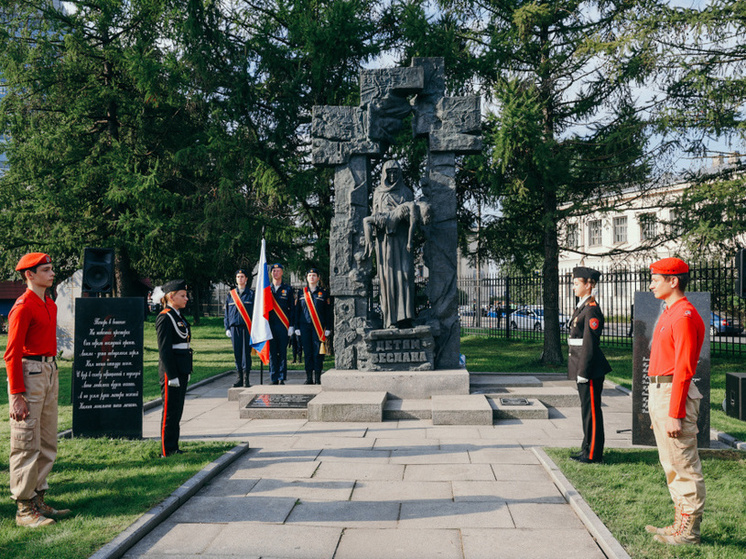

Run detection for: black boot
[[244, 371, 251, 387], [232, 370, 244, 388], [315, 371, 322, 385], [304, 373, 314, 385]]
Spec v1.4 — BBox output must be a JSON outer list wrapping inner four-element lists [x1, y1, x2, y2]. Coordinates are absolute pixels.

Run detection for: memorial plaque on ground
[[632, 291, 710, 448], [72, 298, 144, 438], [247, 394, 316, 409]]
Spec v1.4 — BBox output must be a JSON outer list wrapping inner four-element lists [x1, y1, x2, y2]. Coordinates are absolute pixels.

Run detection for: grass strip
[[0, 438, 235, 559], [545, 447, 746, 559]]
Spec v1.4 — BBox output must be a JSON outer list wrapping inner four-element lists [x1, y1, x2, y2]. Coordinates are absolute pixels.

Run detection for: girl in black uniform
[[155, 279, 192, 457], [294, 268, 332, 385], [567, 267, 611, 464]]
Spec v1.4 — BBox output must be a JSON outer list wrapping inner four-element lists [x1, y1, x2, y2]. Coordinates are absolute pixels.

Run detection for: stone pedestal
[[321, 368, 469, 399]]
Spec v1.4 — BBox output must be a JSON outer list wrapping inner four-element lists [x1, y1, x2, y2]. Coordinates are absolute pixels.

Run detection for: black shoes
[[571, 454, 603, 464]]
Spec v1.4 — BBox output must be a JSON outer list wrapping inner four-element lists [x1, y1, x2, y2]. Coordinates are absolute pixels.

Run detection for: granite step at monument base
[[383, 395, 550, 421], [470, 374, 581, 407]]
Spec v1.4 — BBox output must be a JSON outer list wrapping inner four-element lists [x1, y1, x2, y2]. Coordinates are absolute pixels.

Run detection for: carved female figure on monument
[[364, 160, 430, 329]]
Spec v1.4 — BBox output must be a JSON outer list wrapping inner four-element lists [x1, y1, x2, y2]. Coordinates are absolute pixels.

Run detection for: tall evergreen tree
[[393, 0, 653, 363]]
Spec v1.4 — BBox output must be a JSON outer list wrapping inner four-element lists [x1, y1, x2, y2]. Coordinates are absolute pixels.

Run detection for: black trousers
[[300, 325, 325, 381], [269, 327, 289, 382], [160, 351, 191, 456], [578, 377, 605, 461]]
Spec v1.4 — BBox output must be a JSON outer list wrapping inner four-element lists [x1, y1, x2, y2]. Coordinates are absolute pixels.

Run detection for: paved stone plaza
[[121, 373, 721, 559]]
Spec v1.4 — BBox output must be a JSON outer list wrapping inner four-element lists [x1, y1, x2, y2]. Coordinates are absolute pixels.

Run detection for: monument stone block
[[632, 291, 710, 448]]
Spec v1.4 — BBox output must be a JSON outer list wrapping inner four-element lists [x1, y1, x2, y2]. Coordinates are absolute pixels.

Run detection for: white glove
[[324, 330, 331, 337], [167, 378, 181, 388], [295, 329, 301, 336], [226, 329, 231, 337], [288, 327, 294, 336], [188, 374, 191, 384]]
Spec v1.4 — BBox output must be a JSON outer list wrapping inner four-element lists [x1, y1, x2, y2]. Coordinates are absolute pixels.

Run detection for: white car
[[510, 307, 570, 331]]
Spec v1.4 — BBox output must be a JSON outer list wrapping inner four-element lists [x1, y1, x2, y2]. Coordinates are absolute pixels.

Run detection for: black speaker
[[737, 248, 746, 298], [82, 247, 115, 294], [725, 372, 746, 421]]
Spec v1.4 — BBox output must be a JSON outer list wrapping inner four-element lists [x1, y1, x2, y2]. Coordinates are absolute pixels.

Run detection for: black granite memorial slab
[[500, 398, 531, 406], [247, 394, 315, 409], [632, 291, 710, 448], [72, 298, 144, 439]]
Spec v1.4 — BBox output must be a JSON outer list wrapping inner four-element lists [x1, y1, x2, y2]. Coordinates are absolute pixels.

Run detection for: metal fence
[[459, 261, 745, 356]]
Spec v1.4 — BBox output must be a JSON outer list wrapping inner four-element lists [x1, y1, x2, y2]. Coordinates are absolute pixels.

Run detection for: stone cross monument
[[312, 57, 481, 371]]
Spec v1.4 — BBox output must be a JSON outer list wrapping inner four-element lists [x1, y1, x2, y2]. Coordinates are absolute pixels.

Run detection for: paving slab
[[403, 464, 495, 482], [389, 448, 471, 465], [167, 495, 296, 523], [451, 480, 565, 504], [204, 524, 343, 558], [335, 528, 463, 559], [308, 391, 387, 422], [248, 478, 355, 501], [399, 500, 514, 528], [350, 481, 453, 502], [461, 528, 606, 559], [285, 500, 400, 528], [313, 461, 405, 481]]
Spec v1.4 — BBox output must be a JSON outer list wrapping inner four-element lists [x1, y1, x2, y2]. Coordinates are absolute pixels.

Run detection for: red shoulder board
[[589, 301, 597, 306], [159, 308, 170, 315]]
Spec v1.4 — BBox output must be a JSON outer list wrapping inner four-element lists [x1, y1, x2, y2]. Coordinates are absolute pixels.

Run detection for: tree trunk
[[114, 248, 142, 298], [541, 187, 563, 366]]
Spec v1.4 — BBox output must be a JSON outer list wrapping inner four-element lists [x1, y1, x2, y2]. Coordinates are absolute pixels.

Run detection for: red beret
[[15, 252, 52, 271], [650, 257, 688, 275]]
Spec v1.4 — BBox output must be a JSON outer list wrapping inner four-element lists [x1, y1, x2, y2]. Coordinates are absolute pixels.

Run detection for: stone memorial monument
[[312, 57, 481, 375], [632, 291, 711, 448]]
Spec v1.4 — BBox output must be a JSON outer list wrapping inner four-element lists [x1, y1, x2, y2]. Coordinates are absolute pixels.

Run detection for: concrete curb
[[610, 382, 746, 452], [533, 447, 632, 559], [89, 442, 250, 559]]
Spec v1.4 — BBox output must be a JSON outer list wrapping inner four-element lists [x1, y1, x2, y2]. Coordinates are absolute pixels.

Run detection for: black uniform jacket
[[295, 286, 332, 336], [269, 283, 295, 332], [568, 298, 612, 380], [156, 306, 192, 383]]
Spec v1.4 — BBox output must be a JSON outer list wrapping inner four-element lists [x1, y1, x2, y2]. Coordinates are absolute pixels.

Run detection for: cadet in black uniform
[[224, 269, 254, 388], [268, 263, 294, 385], [156, 279, 192, 457], [568, 267, 611, 464], [294, 268, 332, 385]]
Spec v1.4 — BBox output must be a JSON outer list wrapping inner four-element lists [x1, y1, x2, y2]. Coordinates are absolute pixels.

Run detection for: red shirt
[[648, 297, 705, 418], [3, 289, 58, 394]]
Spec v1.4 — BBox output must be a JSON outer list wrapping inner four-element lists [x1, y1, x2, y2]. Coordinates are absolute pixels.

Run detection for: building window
[[588, 220, 602, 247], [613, 216, 628, 244], [639, 213, 657, 241], [669, 209, 684, 235], [566, 223, 579, 248]]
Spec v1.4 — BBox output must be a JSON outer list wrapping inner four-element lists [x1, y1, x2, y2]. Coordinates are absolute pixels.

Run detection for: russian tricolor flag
[[250, 239, 274, 365]]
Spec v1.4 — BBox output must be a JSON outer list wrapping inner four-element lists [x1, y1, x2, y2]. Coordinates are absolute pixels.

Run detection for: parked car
[[710, 312, 743, 337], [509, 306, 570, 331]]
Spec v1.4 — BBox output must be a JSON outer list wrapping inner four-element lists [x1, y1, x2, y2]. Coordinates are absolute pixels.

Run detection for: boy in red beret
[[3, 253, 71, 527], [645, 257, 705, 545]]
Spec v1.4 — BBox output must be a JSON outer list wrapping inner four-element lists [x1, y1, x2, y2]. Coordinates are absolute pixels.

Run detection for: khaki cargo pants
[[649, 382, 706, 516], [8, 360, 58, 500]]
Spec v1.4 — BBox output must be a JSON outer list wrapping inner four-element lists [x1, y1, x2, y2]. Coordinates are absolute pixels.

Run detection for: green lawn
[[461, 335, 746, 442], [546, 448, 746, 558]]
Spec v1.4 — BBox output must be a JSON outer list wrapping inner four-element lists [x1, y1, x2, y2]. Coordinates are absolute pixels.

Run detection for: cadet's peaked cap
[[16, 252, 51, 271], [573, 266, 601, 282], [162, 279, 187, 293], [235, 269, 249, 276], [650, 257, 689, 275], [306, 267, 320, 275], [270, 263, 284, 271]]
